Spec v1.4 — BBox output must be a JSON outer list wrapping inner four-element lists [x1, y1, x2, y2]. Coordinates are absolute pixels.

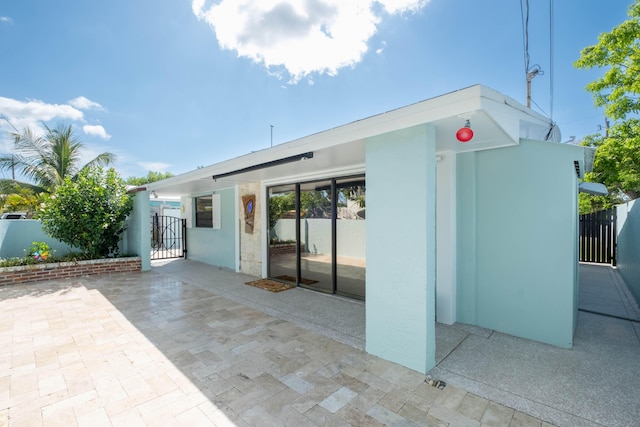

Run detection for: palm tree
[[0, 123, 114, 192]]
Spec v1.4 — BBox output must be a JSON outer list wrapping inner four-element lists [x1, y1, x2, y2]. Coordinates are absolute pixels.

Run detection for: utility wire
[[521, 0, 556, 140], [549, 0, 555, 121], [520, 0, 530, 74]]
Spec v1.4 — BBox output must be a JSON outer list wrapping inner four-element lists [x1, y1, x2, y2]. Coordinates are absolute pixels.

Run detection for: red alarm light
[[456, 120, 474, 143]]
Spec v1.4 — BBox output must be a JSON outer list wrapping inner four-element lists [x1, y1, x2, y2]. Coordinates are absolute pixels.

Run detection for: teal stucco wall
[[456, 139, 581, 348], [0, 220, 75, 258], [365, 124, 436, 374], [616, 199, 640, 303], [126, 191, 151, 271], [186, 188, 236, 270]]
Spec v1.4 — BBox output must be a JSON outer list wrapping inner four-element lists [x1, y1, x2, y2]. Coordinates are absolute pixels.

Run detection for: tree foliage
[[0, 181, 42, 215], [0, 189, 41, 215], [268, 193, 295, 229], [38, 167, 133, 258], [575, 1, 640, 212], [0, 123, 114, 192], [586, 120, 640, 199], [300, 190, 331, 218], [267, 190, 332, 229], [575, 1, 640, 120], [126, 171, 174, 186]]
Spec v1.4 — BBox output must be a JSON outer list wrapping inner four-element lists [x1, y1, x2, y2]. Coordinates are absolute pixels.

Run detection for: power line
[[549, 0, 555, 121], [520, 0, 530, 74], [522, 0, 544, 108], [521, 0, 556, 129]]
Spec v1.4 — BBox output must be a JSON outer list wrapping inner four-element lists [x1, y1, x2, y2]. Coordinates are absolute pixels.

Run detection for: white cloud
[[377, 0, 426, 14], [0, 16, 12, 23], [0, 96, 85, 139], [0, 97, 83, 123], [138, 162, 172, 171], [68, 96, 104, 110], [0, 96, 112, 154], [192, 0, 429, 83], [83, 124, 111, 140]]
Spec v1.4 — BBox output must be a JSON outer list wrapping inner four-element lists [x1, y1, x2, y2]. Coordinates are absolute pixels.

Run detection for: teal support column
[[456, 152, 478, 325], [365, 124, 437, 374], [129, 191, 151, 271]]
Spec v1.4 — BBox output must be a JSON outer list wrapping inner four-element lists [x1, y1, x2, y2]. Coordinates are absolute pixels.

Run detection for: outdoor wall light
[[456, 119, 474, 143]]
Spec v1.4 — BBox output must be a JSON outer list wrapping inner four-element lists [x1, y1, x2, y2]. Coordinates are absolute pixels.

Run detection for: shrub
[[38, 166, 133, 259], [0, 251, 134, 268], [0, 257, 40, 268]]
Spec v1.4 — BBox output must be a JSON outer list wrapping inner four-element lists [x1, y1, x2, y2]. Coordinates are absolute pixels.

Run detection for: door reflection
[[336, 179, 365, 300], [267, 185, 297, 285], [299, 180, 333, 293]]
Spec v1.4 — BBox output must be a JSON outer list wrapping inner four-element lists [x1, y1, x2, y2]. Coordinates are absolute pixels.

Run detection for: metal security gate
[[579, 208, 616, 265], [151, 214, 187, 260]]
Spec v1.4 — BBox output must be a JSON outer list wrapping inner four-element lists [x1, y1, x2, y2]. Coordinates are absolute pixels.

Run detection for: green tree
[[0, 180, 43, 215], [0, 123, 114, 192], [38, 166, 133, 258], [300, 190, 331, 218], [126, 171, 174, 186], [575, 1, 640, 210], [0, 187, 41, 215], [268, 193, 295, 229]]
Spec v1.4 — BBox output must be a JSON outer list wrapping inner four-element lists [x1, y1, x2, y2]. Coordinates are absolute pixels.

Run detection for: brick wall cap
[[0, 256, 142, 274]]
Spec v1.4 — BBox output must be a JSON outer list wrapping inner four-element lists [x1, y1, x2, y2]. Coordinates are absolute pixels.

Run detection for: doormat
[[245, 279, 295, 293], [275, 275, 318, 285]]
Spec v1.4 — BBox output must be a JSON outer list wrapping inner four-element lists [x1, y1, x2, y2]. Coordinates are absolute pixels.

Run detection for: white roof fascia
[[479, 88, 555, 144], [147, 85, 551, 193]]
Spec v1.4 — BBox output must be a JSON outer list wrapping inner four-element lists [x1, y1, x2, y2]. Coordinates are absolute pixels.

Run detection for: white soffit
[[147, 85, 556, 197]]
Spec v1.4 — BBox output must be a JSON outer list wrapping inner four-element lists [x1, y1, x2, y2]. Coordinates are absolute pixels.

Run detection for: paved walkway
[[1, 264, 552, 427], [149, 260, 640, 426], [432, 263, 640, 427]]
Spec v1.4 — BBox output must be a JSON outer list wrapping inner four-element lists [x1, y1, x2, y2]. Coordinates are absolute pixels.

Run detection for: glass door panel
[[299, 180, 333, 293], [336, 179, 366, 299], [268, 185, 297, 285]]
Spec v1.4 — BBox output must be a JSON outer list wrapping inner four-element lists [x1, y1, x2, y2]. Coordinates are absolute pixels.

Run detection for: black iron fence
[[151, 214, 187, 260]]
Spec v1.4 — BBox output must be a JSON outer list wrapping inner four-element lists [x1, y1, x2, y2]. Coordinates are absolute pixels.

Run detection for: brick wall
[[269, 244, 301, 255], [0, 257, 142, 286]]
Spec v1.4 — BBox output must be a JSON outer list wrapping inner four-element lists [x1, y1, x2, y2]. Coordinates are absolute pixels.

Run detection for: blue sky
[[0, 0, 632, 180]]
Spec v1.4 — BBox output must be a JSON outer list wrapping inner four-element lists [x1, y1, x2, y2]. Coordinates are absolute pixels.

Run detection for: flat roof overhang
[[147, 85, 557, 198]]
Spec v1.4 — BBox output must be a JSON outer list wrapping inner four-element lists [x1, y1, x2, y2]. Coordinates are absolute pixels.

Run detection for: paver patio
[[0, 269, 553, 426]]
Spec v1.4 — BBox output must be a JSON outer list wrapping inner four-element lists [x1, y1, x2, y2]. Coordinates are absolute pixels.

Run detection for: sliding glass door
[[268, 176, 365, 300]]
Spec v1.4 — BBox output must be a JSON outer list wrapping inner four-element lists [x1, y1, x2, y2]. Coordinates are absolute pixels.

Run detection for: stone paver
[[0, 271, 555, 426]]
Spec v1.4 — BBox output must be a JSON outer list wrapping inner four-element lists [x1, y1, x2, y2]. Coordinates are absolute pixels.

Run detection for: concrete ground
[[1, 260, 638, 426], [2, 260, 550, 427], [433, 263, 640, 427]]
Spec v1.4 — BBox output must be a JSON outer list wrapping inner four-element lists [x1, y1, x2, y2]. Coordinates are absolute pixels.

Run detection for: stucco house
[[138, 85, 591, 374]]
